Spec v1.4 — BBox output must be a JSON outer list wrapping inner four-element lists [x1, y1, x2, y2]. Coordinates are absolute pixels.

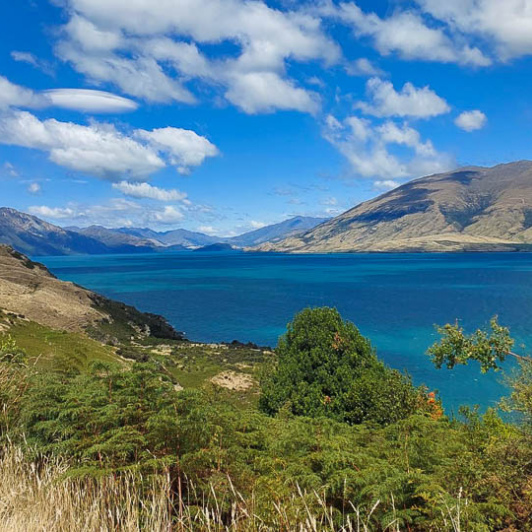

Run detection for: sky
[[2, 1, 532, 236]]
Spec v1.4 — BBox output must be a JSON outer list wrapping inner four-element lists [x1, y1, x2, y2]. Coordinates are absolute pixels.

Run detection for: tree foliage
[[259, 307, 430, 425], [428, 317, 516, 372]]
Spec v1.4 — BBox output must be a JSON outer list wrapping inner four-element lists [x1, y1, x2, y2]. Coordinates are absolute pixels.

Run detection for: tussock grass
[[0, 446, 408, 532], [0, 446, 172, 532]]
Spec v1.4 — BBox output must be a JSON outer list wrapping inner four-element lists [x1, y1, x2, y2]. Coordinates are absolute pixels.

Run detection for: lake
[[39, 251, 532, 414]]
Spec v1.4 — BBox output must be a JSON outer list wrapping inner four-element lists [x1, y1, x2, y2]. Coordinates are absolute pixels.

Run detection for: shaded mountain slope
[[66, 225, 158, 251], [228, 216, 327, 247], [0, 208, 113, 256], [0, 208, 163, 256]]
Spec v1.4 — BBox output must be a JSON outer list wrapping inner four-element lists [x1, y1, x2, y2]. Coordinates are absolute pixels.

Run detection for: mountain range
[[6, 160, 532, 256], [0, 207, 326, 256], [258, 161, 532, 253]]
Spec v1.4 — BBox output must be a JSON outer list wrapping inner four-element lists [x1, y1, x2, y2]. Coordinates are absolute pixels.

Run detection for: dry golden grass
[[0, 446, 173, 532], [0, 445, 409, 532], [0, 246, 106, 333]]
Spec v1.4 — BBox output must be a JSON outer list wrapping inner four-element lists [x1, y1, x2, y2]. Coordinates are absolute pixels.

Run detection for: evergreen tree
[[259, 307, 425, 424]]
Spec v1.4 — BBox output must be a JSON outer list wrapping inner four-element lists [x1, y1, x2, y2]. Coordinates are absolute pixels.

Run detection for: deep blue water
[[39, 251, 532, 414]]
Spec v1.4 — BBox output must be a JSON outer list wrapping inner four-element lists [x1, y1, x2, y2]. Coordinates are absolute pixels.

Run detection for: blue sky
[[1, 0, 532, 235]]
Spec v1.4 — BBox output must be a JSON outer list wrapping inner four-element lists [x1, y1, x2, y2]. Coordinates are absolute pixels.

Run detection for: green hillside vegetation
[[2, 314, 118, 370], [3, 307, 532, 530]]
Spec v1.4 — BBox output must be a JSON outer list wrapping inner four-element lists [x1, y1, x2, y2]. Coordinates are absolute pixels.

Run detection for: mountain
[[194, 243, 237, 252], [66, 225, 159, 251], [258, 161, 532, 253], [118, 227, 220, 248], [0, 208, 176, 256], [0, 244, 182, 339], [0, 208, 114, 256], [117, 217, 328, 249], [228, 216, 328, 247], [0, 208, 326, 256]]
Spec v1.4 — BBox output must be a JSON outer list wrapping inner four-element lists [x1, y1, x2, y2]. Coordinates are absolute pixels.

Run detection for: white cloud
[[137, 127, 219, 174], [11, 51, 54, 75], [27, 182, 41, 194], [337, 2, 491, 66], [374, 180, 400, 191], [56, 44, 196, 104], [112, 181, 188, 201], [0, 76, 47, 110], [198, 225, 218, 235], [0, 111, 164, 180], [344, 116, 372, 141], [377, 121, 436, 156], [11, 51, 39, 67], [323, 114, 454, 179], [0, 111, 218, 179], [29, 205, 75, 219], [416, 0, 532, 61], [306, 76, 325, 88], [64, 0, 338, 61], [454, 110, 487, 131], [320, 197, 338, 206], [2, 162, 18, 177], [25, 198, 210, 229], [147, 205, 184, 224], [138, 37, 321, 113], [335, 0, 532, 66], [250, 220, 267, 229], [345, 57, 384, 76], [44, 89, 138, 113], [357, 78, 450, 119], [225, 71, 319, 115], [64, 14, 123, 52], [53, 0, 339, 113], [0, 75, 138, 113]]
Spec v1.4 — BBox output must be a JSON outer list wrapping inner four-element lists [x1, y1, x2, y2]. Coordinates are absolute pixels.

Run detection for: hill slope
[[0, 244, 181, 339], [258, 161, 532, 253], [228, 216, 327, 247]]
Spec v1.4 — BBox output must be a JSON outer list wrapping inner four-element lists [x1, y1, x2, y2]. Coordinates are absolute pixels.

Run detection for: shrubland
[[2, 308, 532, 531]]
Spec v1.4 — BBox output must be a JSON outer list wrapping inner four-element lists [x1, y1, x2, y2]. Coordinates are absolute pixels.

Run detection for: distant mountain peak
[[228, 216, 328, 247], [0, 208, 328, 256]]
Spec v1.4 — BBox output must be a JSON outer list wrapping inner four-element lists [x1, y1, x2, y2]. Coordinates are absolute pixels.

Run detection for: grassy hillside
[[0, 245, 267, 404], [260, 161, 532, 253]]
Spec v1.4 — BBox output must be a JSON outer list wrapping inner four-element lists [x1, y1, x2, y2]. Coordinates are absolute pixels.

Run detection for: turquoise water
[[39, 251, 532, 414]]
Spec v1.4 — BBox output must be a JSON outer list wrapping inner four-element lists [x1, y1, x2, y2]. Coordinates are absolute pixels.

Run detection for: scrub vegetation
[[2, 307, 532, 531]]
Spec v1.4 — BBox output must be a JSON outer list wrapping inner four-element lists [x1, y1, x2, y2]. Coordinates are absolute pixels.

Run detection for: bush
[[259, 307, 427, 425]]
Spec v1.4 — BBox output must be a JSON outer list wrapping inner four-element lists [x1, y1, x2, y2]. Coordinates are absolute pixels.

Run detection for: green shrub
[[259, 307, 427, 425]]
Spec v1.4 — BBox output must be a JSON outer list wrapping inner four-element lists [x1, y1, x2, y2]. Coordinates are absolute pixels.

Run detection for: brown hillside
[[258, 161, 532, 253], [0, 245, 181, 339]]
